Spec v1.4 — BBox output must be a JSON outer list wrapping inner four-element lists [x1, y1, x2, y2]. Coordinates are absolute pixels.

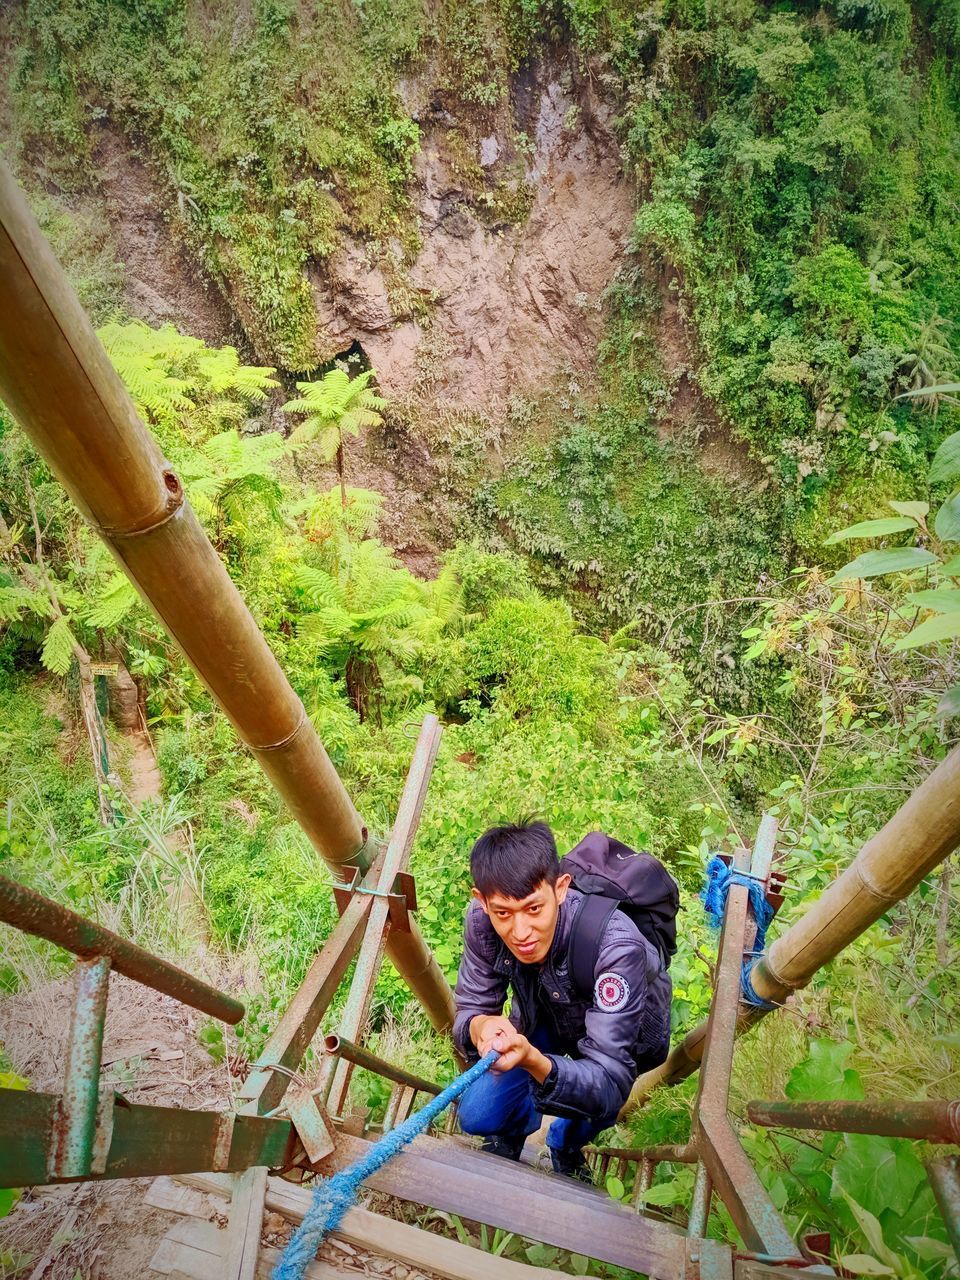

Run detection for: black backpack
[[563, 831, 680, 999]]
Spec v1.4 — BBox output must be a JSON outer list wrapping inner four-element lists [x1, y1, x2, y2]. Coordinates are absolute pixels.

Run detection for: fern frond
[[298, 605, 354, 646], [0, 585, 52, 623], [85, 574, 139, 629], [292, 566, 342, 606], [41, 615, 76, 675]]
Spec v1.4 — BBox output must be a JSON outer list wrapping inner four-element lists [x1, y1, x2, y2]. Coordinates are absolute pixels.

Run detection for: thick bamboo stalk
[[0, 161, 454, 1033], [624, 743, 960, 1112]]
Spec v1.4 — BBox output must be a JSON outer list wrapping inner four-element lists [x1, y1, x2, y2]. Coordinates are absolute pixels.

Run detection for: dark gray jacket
[[453, 888, 672, 1121]]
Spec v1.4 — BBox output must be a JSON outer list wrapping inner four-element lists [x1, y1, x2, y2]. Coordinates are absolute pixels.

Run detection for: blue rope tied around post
[[701, 855, 778, 1010], [273, 1050, 499, 1280]]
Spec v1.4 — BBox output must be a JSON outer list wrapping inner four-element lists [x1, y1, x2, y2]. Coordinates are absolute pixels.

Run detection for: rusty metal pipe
[[52, 956, 111, 1178], [747, 1098, 960, 1143], [323, 1035, 441, 1097], [928, 1156, 960, 1263], [0, 874, 244, 1023], [625, 746, 960, 1111], [0, 162, 454, 1033]]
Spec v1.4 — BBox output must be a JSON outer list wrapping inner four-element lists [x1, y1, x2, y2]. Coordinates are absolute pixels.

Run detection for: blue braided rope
[[701, 855, 777, 1010], [273, 1050, 499, 1280]]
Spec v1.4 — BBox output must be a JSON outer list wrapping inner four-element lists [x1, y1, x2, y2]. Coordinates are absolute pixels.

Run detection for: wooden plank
[[408, 1131, 624, 1213], [176, 1173, 575, 1280], [734, 1263, 833, 1280], [177, 1135, 686, 1280], [239, 886, 375, 1116], [224, 1166, 268, 1280], [150, 1219, 347, 1280], [318, 1133, 686, 1279], [146, 1176, 224, 1219], [325, 719, 442, 1115], [150, 1219, 226, 1276]]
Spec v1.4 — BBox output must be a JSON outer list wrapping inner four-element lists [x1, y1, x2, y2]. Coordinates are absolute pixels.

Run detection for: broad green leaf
[[929, 430, 960, 484], [0, 1187, 16, 1218], [835, 1138, 927, 1222], [41, 615, 76, 676], [935, 494, 960, 541], [605, 1175, 625, 1201], [742, 639, 767, 661], [639, 1181, 687, 1206], [525, 1243, 559, 1266], [904, 588, 960, 612], [903, 1236, 955, 1262], [940, 554, 960, 577], [829, 548, 937, 584], [836, 1254, 894, 1276], [785, 1038, 864, 1101], [841, 1192, 891, 1258], [889, 501, 929, 520], [893, 612, 960, 650], [825, 517, 916, 544]]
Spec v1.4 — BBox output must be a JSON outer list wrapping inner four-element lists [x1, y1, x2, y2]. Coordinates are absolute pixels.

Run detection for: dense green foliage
[[3, 1, 960, 1274]]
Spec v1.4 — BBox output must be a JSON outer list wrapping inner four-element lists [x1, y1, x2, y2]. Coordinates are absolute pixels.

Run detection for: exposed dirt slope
[[91, 126, 239, 348], [313, 63, 633, 412]]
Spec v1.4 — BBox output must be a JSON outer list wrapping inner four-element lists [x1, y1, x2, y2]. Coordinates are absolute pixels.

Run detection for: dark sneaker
[[549, 1149, 594, 1182], [480, 1135, 524, 1161]]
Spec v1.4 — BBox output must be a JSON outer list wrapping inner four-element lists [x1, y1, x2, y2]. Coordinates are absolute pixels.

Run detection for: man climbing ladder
[[453, 820, 677, 1179]]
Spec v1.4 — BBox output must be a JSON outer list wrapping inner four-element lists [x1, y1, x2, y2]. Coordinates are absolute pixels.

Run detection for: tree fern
[[100, 320, 278, 451], [282, 368, 385, 505]]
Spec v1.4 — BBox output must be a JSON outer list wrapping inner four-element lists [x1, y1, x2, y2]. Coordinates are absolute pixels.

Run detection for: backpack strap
[[569, 895, 621, 1000]]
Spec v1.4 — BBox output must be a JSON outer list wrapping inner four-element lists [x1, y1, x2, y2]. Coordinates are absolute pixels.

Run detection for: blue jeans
[[457, 1026, 617, 1157]]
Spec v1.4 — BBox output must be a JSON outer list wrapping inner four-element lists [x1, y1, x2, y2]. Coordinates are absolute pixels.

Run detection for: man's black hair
[[470, 819, 560, 900]]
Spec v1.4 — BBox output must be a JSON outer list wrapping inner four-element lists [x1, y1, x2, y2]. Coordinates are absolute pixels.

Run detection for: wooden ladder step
[[317, 1134, 687, 1278], [149, 1217, 345, 1280], [171, 1172, 575, 1280]]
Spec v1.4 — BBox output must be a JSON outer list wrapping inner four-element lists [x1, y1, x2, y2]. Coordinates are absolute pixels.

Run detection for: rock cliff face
[[309, 62, 634, 412]]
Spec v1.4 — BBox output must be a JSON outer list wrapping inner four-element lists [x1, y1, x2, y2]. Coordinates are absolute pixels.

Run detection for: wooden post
[[223, 1165, 268, 1280]]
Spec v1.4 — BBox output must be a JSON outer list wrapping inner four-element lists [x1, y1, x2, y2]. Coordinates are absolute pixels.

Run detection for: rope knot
[[700, 855, 777, 1010]]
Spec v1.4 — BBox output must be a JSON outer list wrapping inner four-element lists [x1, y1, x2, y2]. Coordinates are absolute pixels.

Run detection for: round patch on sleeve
[[594, 971, 630, 1011]]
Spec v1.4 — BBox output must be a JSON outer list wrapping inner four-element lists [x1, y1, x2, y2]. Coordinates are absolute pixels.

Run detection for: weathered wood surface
[[315, 1134, 687, 1278], [240, 884, 374, 1116], [224, 1166, 269, 1280], [407, 1131, 626, 1215], [172, 1172, 573, 1280], [149, 1217, 346, 1279]]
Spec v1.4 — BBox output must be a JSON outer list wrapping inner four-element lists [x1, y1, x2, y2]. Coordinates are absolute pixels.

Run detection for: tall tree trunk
[[75, 649, 114, 825], [336, 435, 347, 509]]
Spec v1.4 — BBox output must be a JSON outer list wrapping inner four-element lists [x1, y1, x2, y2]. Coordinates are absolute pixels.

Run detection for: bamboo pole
[[0, 161, 455, 1033], [624, 742, 960, 1113]]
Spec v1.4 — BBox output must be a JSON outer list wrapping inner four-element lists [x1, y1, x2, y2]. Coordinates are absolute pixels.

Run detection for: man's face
[[473, 874, 571, 964]]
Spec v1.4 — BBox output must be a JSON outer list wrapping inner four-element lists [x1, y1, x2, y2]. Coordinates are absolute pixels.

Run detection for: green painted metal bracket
[[0, 1089, 295, 1187]]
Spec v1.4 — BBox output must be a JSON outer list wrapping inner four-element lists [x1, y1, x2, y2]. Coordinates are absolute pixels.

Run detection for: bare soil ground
[[0, 974, 448, 1280]]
